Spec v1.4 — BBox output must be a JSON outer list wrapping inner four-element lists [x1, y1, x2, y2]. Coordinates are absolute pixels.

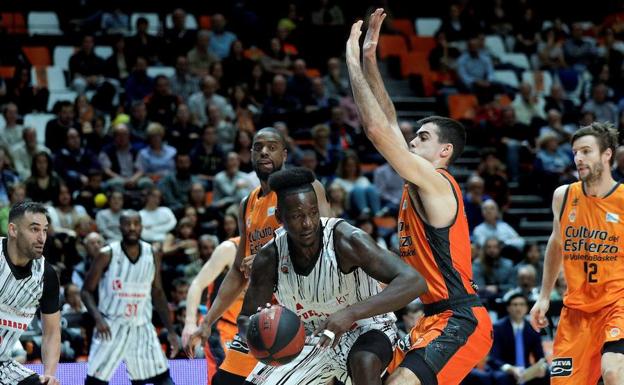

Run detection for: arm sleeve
[[40, 262, 61, 314]]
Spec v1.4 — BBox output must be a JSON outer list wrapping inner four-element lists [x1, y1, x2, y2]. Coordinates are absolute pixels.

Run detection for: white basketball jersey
[[274, 218, 397, 334], [0, 238, 45, 361], [98, 241, 154, 325]]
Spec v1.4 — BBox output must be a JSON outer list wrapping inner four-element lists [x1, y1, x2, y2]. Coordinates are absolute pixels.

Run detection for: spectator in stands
[[514, 7, 540, 57], [304, 77, 333, 123], [457, 38, 497, 103], [328, 105, 358, 150], [208, 104, 236, 152], [100, 8, 129, 35], [190, 125, 225, 187], [512, 82, 547, 126], [71, 232, 103, 288], [168, 104, 201, 154], [544, 84, 577, 124], [208, 62, 226, 96], [217, 212, 239, 241], [261, 38, 293, 77], [188, 75, 235, 126], [159, 152, 198, 213], [208, 14, 238, 60], [327, 181, 349, 219], [45, 101, 76, 154], [140, 187, 177, 243], [187, 182, 220, 235], [62, 283, 87, 314], [95, 190, 124, 240], [234, 129, 254, 173], [5, 66, 49, 114], [184, 234, 218, 279], [261, 74, 300, 127], [515, 243, 544, 285], [231, 84, 260, 133], [299, 149, 320, 177], [472, 237, 515, 299], [373, 161, 403, 215], [25, 151, 61, 204], [0, 102, 24, 148], [103, 34, 132, 82], [323, 57, 349, 100], [11, 127, 49, 180], [485, 0, 513, 36], [537, 28, 567, 71], [127, 100, 151, 140], [563, 22, 597, 72], [490, 293, 549, 385], [464, 175, 491, 232], [73, 169, 105, 218], [597, 28, 624, 90], [397, 300, 424, 339], [47, 184, 89, 235], [428, 31, 461, 73], [125, 16, 160, 64], [582, 83, 619, 125], [162, 218, 198, 280], [187, 30, 219, 77], [124, 56, 155, 105], [539, 109, 576, 142], [164, 8, 197, 65], [309, 123, 340, 179], [473, 199, 525, 251], [99, 123, 152, 191], [69, 35, 105, 94], [146, 75, 180, 127], [222, 40, 254, 91], [333, 151, 382, 219], [287, 59, 313, 106], [274, 121, 303, 165], [247, 62, 271, 105], [477, 150, 510, 210], [310, 0, 345, 26], [438, 4, 472, 42], [213, 152, 252, 208], [505, 265, 540, 302], [0, 147, 19, 207], [54, 128, 101, 192], [137, 122, 177, 181], [612, 145, 624, 181], [170, 56, 200, 103], [534, 132, 574, 195]]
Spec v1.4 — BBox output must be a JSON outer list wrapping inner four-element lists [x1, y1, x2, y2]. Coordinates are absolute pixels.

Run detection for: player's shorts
[[551, 299, 624, 385], [245, 322, 397, 385], [0, 360, 35, 384], [387, 295, 493, 385], [218, 333, 259, 378], [87, 319, 169, 382]]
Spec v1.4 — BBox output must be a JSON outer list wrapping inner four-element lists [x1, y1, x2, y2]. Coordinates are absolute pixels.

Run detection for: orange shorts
[[217, 320, 238, 348], [551, 300, 624, 384], [388, 305, 492, 385], [218, 335, 259, 378]]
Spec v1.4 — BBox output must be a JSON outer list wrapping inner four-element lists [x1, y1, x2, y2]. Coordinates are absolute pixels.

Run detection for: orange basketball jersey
[[397, 169, 476, 304], [559, 181, 624, 313], [244, 187, 281, 257]]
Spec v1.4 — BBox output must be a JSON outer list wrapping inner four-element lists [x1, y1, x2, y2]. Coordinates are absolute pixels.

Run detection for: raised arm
[[346, 21, 450, 195], [316, 221, 427, 347], [81, 247, 112, 340], [362, 9, 398, 127], [151, 248, 180, 358], [237, 242, 277, 342], [530, 184, 566, 331]]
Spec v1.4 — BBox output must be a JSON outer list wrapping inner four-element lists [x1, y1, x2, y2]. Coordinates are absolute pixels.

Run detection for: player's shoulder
[[552, 183, 573, 209], [332, 220, 366, 249]]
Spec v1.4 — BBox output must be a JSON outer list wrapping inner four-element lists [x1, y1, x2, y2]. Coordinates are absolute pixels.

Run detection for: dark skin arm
[[237, 241, 278, 341], [151, 247, 180, 358], [81, 247, 113, 340], [315, 221, 428, 348]]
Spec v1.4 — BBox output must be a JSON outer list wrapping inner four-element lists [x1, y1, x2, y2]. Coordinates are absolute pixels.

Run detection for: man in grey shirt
[[188, 75, 234, 126], [212, 152, 252, 208]]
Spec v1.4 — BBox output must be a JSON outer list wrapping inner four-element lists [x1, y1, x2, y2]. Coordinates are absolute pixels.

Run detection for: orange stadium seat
[[392, 19, 415, 36], [199, 15, 212, 29], [400, 52, 435, 95], [22, 46, 51, 67], [378, 34, 408, 59], [0, 66, 15, 79], [306, 68, 321, 78], [1, 12, 27, 34], [448, 94, 479, 121], [409, 36, 436, 54]]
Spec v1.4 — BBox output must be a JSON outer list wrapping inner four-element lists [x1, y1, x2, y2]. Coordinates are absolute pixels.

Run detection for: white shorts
[[87, 320, 169, 381], [246, 322, 397, 385], [0, 360, 35, 384]]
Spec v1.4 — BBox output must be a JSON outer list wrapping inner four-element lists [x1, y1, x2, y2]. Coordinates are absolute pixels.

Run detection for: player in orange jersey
[[183, 127, 330, 385], [531, 123, 624, 385], [346, 9, 492, 385]]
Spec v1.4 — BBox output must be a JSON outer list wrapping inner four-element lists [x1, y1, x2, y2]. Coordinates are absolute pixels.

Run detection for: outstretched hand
[[363, 8, 386, 59], [346, 20, 364, 67]]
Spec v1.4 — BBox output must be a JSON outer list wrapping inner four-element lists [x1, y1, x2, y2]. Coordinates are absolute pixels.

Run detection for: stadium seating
[[27, 11, 62, 35], [415, 18, 441, 37]]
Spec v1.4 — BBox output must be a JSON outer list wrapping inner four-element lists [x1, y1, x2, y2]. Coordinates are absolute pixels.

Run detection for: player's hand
[[95, 318, 112, 341], [186, 321, 212, 358], [167, 330, 180, 358], [363, 8, 386, 59], [529, 296, 550, 331], [241, 254, 256, 279], [314, 308, 356, 349], [39, 375, 60, 385], [346, 20, 364, 67], [182, 322, 199, 353]]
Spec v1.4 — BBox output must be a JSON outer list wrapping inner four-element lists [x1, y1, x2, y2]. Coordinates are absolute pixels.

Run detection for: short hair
[[146, 122, 165, 137], [120, 209, 140, 224], [254, 126, 287, 149], [199, 234, 219, 246], [504, 290, 528, 306], [416, 116, 466, 164], [9, 201, 48, 223], [268, 167, 316, 206], [172, 277, 189, 289], [571, 122, 619, 165]]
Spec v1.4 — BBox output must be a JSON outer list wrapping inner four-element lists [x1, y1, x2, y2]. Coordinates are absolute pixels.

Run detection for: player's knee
[[349, 350, 383, 376], [385, 368, 422, 385]]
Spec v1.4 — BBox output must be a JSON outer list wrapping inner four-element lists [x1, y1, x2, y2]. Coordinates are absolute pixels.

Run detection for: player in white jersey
[[0, 201, 60, 385], [238, 168, 427, 385], [81, 210, 180, 385]]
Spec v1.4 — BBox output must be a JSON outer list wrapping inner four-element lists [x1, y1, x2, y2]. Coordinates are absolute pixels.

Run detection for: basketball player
[[81, 210, 180, 385], [346, 10, 493, 385], [184, 127, 330, 385], [0, 202, 60, 385], [238, 167, 426, 385], [530, 123, 624, 384]]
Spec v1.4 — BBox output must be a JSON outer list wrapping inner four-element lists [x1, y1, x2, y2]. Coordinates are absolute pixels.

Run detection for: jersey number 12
[[583, 262, 598, 283]]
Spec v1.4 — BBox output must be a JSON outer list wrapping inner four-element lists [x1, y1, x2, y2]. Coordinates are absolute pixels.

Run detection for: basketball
[[246, 304, 305, 366]]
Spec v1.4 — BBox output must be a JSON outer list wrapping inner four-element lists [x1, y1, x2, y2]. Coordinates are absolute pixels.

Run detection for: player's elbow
[[408, 270, 429, 297]]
